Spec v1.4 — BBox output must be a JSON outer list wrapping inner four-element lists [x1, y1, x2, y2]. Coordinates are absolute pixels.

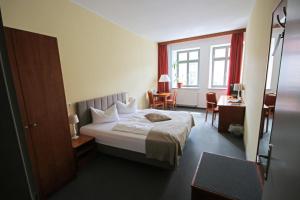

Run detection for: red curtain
[[157, 44, 169, 93], [227, 32, 244, 95]]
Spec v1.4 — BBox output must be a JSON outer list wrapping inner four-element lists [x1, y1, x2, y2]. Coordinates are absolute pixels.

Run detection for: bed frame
[[76, 92, 174, 169]]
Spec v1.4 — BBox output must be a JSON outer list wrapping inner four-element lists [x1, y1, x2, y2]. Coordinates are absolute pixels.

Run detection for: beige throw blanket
[[145, 111, 194, 166]]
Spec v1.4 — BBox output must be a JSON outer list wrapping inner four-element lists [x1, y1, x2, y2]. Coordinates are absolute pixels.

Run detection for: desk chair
[[166, 90, 177, 110], [205, 92, 219, 126], [264, 93, 277, 132]]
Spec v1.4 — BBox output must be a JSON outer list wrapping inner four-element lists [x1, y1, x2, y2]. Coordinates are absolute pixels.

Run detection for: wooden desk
[[191, 152, 263, 200], [217, 95, 245, 133], [153, 92, 171, 109]]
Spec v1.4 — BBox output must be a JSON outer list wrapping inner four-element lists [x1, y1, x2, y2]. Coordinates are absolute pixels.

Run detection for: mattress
[[80, 113, 146, 153]]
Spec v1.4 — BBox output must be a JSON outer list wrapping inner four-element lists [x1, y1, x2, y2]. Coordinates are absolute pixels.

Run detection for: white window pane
[[189, 51, 199, 60], [213, 60, 225, 86], [266, 38, 275, 89], [226, 60, 230, 85], [189, 62, 198, 85], [214, 48, 226, 58], [178, 63, 187, 85], [228, 47, 231, 57], [172, 65, 177, 87], [178, 52, 187, 61]]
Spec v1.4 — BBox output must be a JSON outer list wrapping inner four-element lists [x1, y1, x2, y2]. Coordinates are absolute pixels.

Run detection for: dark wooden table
[[191, 152, 263, 200], [72, 134, 96, 169], [217, 95, 245, 133]]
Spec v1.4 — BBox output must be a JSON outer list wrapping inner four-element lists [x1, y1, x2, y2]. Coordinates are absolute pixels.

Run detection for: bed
[[76, 92, 194, 169]]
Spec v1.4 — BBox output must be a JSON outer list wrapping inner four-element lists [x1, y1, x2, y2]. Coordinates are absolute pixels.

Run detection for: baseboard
[[176, 105, 206, 109]]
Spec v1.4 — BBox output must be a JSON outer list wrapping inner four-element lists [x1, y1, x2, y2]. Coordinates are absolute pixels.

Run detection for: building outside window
[[210, 44, 230, 88]]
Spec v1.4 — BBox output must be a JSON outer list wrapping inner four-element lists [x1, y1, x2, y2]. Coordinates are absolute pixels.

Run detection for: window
[[210, 45, 230, 88], [266, 38, 276, 89], [174, 49, 200, 87]]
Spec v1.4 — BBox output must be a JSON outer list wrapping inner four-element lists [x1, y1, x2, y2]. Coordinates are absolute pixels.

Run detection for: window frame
[[176, 49, 200, 87], [210, 45, 230, 89]]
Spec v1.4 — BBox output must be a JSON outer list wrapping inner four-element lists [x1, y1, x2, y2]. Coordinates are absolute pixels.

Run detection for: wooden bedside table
[[72, 134, 96, 169]]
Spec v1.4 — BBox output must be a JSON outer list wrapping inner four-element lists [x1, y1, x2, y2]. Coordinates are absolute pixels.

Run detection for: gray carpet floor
[[50, 107, 245, 200]]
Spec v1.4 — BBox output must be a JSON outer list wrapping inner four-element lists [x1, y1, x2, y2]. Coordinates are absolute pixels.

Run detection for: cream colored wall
[[242, 0, 280, 160], [0, 0, 157, 110]]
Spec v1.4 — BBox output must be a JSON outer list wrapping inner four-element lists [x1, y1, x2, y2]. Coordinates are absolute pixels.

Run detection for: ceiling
[[72, 0, 255, 42]]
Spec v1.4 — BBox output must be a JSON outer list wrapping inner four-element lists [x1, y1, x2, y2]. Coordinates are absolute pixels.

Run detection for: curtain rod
[[158, 28, 246, 45]]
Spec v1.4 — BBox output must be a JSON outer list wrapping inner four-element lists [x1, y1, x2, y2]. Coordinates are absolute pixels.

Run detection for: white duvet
[[112, 121, 153, 135], [112, 109, 191, 136], [112, 109, 158, 135]]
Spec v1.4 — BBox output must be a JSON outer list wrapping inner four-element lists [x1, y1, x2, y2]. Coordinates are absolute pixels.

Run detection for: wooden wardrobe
[[4, 27, 75, 198]]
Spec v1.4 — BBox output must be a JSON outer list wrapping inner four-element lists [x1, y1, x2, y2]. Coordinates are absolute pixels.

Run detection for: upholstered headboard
[[76, 92, 127, 128]]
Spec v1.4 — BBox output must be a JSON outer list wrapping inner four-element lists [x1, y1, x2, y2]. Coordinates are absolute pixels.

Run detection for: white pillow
[[90, 105, 119, 124], [116, 99, 137, 114]]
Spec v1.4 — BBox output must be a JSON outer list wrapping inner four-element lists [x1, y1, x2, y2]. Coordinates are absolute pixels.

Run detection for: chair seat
[[166, 99, 175, 103], [153, 101, 164, 107], [207, 106, 219, 112]]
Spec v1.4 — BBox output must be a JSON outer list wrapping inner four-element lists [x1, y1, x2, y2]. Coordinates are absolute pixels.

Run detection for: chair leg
[[205, 110, 208, 122], [211, 113, 214, 126], [266, 115, 270, 132]]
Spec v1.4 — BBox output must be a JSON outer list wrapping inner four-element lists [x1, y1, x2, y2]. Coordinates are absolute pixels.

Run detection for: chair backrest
[[172, 90, 177, 102], [265, 93, 277, 106], [147, 90, 154, 105], [206, 92, 217, 108]]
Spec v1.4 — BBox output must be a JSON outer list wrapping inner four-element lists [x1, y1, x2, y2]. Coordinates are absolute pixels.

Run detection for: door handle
[[32, 123, 38, 127], [24, 123, 38, 129], [27, 123, 38, 128]]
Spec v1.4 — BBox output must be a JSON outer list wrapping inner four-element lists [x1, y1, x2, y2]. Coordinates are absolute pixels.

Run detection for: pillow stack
[[116, 99, 137, 114], [90, 99, 137, 124], [90, 104, 119, 124]]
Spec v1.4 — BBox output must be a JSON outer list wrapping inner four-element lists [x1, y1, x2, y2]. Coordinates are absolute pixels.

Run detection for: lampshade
[[68, 114, 79, 124], [159, 74, 170, 82], [233, 83, 243, 91]]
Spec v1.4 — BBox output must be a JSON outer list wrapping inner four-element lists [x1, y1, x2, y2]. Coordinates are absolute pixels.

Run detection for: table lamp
[[68, 114, 79, 139], [159, 74, 170, 92], [233, 83, 243, 100]]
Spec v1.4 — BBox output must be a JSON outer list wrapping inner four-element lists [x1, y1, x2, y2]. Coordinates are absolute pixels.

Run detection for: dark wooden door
[[262, 0, 300, 199], [4, 27, 75, 196], [0, 12, 35, 200]]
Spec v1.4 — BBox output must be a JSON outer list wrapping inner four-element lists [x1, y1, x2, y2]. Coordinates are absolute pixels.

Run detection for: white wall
[[242, 0, 280, 161], [167, 35, 231, 108]]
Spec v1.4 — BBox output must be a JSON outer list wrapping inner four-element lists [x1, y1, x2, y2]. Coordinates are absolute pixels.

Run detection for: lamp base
[[237, 90, 241, 100], [71, 125, 79, 139], [72, 135, 79, 140]]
